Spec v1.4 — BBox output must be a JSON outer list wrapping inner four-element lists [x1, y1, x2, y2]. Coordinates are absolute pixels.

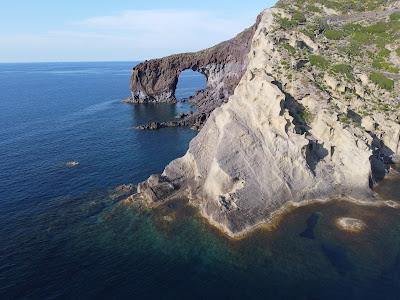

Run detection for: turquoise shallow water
[[0, 62, 400, 299]]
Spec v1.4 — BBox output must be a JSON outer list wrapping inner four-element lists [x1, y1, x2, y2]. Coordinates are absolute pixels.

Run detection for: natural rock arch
[[175, 69, 207, 101], [125, 14, 262, 128]]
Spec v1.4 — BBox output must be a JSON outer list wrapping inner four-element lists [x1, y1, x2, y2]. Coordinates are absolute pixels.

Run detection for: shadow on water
[[300, 212, 321, 239], [299, 212, 354, 276], [321, 242, 354, 276]]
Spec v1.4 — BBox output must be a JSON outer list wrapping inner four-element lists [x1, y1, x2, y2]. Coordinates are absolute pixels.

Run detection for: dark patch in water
[[168, 202, 178, 210], [381, 249, 400, 281], [321, 243, 354, 276], [300, 212, 321, 239]]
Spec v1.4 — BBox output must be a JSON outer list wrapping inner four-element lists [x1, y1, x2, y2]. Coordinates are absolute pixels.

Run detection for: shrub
[[331, 64, 354, 79], [352, 31, 371, 43], [302, 109, 314, 124], [277, 17, 298, 30], [309, 55, 330, 69], [390, 12, 400, 22], [324, 29, 346, 40], [372, 59, 400, 74], [397, 47, 400, 57], [366, 22, 387, 34], [307, 5, 322, 13], [340, 42, 362, 57], [292, 11, 306, 24], [342, 23, 363, 33], [369, 72, 394, 91], [276, 11, 306, 30], [282, 43, 296, 55], [340, 116, 351, 125]]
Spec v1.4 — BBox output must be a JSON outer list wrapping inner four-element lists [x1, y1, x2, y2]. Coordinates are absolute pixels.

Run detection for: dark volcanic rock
[[125, 15, 261, 128], [134, 112, 206, 131], [138, 174, 176, 202]]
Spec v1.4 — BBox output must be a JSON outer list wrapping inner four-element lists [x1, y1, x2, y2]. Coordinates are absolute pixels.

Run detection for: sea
[[0, 62, 399, 299]]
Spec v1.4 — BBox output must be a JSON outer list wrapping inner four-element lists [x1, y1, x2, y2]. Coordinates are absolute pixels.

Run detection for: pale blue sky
[[0, 0, 277, 62]]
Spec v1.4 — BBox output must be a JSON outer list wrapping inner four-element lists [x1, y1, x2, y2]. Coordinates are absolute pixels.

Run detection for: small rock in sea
[[162, 215, 174, 222], [65, 160, 80, 168], [335, 217, 366, 233]]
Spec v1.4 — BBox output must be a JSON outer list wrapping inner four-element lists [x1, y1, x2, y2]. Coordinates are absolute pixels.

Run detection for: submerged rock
[[336, 217, 367, 233], [137, 175, 176, 203]]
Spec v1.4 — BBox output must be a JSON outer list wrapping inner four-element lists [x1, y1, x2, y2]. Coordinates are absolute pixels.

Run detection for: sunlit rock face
[[137, 1, 400, 236]]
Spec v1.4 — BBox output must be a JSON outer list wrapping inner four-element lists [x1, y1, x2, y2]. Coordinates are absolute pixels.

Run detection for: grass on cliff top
[[372, 48, 400, 74], [331, 64, 354, 79], [278, 0, 393, 13], [309, 54, 330, 70], [282, 43, 297, 55], [276, 11, 307, 30], [369, 72, 394, 91]]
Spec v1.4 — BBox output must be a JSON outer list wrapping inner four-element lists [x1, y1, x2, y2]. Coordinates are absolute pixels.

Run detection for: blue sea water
[[1, 62, 400, 299]]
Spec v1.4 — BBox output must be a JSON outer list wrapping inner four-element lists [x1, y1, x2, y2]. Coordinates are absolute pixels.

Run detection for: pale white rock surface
[[147, 9, 377, 236]]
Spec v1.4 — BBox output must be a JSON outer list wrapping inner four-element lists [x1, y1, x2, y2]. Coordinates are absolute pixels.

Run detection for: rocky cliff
[[135, 0, 400, 237]]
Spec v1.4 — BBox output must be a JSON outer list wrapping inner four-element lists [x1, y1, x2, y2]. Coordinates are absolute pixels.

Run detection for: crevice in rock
[[304, 140, 329, 175], [369, 135, 395, 187], [273, 80, 311, 134]]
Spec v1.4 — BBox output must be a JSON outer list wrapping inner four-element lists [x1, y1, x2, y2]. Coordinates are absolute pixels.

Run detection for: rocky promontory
[[131, 0, 400, 237]]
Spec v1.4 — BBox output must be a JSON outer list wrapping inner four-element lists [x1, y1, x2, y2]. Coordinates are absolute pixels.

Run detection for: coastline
[[195, 195, 400, 240], [125, 182, 400, 240]]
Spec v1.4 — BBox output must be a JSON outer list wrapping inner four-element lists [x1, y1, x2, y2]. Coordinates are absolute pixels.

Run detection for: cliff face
[[126, 16, 260, 128], [136, 0, 400, 237]]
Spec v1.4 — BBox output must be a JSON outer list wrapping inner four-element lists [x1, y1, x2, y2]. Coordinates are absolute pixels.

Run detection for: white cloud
[[0, 9, 256, 62]]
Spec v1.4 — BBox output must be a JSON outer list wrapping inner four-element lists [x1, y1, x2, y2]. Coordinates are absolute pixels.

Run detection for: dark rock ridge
[[134, 112, 206, 130], [125, 15, 261, 129]]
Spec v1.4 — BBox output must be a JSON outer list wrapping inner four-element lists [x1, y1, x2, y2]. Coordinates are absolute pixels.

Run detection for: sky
[[0, 0, 277, 63]]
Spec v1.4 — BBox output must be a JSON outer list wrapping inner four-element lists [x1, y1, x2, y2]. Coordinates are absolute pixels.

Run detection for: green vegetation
[[369, 72, 394, 91], [390, 12, 400, 22], [396, 47, 400, 57], [339, 42, 362, 57], [282, 43, 296, 55], [306, 5, 322, 13], [372, 48, 399, 73], [301, 108, 314, 124], [323, 16, 399, 51], [309, 54, 329, 69], [320, 0, 388, 13], [339, 115, 351, 125], [372, 59, 400, 74], [324, 29, 346, 40], [331, 64, 354, 79], [276, 17, 298, 30], [276, 12, 306, 29], [292, 11, 306, 24]]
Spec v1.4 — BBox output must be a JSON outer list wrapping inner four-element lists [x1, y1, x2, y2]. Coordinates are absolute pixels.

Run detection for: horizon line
[[0, 60, 144, 64]]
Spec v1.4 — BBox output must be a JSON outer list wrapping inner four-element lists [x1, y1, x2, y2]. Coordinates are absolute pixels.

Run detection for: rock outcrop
[[135, 0, 400, 237], [126, 16, 261, 129]]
